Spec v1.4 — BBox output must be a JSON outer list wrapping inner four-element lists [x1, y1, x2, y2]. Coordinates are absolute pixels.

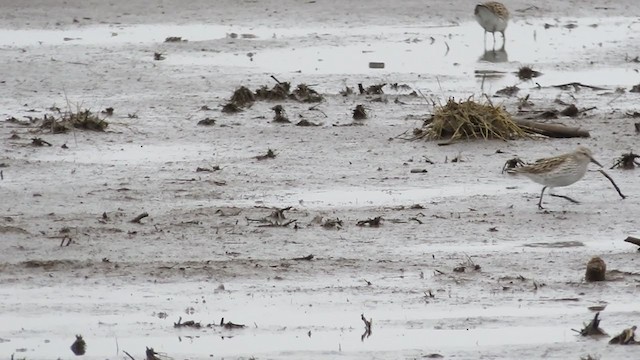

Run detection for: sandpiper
[[507, 146, 602, 209], [474, 1, 510, 48]]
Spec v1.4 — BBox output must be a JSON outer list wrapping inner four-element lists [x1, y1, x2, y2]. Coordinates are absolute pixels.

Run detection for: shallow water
[[2, 283, 633, 358]]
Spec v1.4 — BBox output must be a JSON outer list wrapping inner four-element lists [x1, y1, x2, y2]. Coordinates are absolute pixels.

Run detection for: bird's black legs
[[538, 186, 547, 210], [550, 193, 580, 204]]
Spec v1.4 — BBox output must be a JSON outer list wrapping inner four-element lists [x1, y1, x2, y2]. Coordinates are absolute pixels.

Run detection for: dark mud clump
[[585, 256, 606, 282], [230, 86, 256, 107], [197, 118, 216, 126], [358, 83, 385, 95], [352, 104, 367, 120], [255, 82, 291, 101], [70, 334, 86, 355], [560, 104, 579, 117], [517, 66, 542, 80], [271, 105, 290, 123], [221, 103, 242, 114], [255, 149, 276, 160], [291, 84, 323, 103]]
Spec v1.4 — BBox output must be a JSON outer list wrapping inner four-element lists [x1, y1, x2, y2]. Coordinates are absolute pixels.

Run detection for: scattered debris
[[502, 157, 525, 173], [517, 66, 542, 80], [608, 326, 637, 345], [610, 151, 640, 169], [271, 105, 290, 123], [221, 103, 242, 113], [358, 83, 385, 95], [636, 123, 640, 133], [631, 84, 640, 93], [255, 149, 276, 161], [153, 52, 165, 61], [580, 354, 600, 360], [352, 104, 367, 120], [296, 119, 320, 126], [339, 86, 355, 96], [321, 217, 343, 229], [145, 347, 168, 360], [292, 254, 314, 261], [174, 317, 201, 328], [360, 314, 372, 341], [130, 212, 149, 224], [70, 335, 86, 356], [291, 84, 323, 103], [101, 107, 114, 116], [356, 216, 382, 227], [417, 97, 527, 141], [496, 85, 520, 97], [197, 118, 216, 126], [164, 36, 187, 42], [59, 236, 72, 247], [585, 256, 606, 282], [255, 81, 290, 101], [454, 255, 481, 273], [423, 354, 444, 359], [573, 312, 607, 336], [247, 206, 296, 227], [219, 317, 246, 329], [196, 165, 221, 172], [31, 137, 52, 146], [551, 82, 607, 91], [560, 104, 579, 117], [517, 94, 534, 109]]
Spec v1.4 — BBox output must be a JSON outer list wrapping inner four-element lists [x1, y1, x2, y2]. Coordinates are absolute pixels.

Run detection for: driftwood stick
[[130, 212, 149, 223], [513, 119, 590, 138], [597, 169, 626, 199], [624, 236, 640, 247]]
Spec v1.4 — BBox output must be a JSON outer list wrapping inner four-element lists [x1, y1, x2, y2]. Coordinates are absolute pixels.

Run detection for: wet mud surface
[[1, 0, 640, 359]]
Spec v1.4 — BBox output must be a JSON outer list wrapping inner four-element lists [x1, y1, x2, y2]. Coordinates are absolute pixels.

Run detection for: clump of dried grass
[[40, 108, 108, 133], [420, 97, 526, 140]]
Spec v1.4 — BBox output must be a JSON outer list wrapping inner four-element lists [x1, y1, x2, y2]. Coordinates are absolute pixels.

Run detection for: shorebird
[[474, 1, 510, 48], [507, 146, 602, 209]]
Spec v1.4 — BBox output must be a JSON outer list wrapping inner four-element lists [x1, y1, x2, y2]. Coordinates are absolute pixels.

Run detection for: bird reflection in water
[[479, 45, 508, 63]]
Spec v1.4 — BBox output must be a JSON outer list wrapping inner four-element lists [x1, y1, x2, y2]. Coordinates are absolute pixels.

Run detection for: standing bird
[[507, 146, 603, 209], [474, 2, 510, 49]]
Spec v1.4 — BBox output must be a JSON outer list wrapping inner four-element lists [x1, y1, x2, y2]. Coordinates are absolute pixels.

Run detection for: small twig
[[130, 212, 149, 223], [122, 350, 136, 360], [598, 169, 626, 199], [270, 75, 282, 84], [292, 254, 314, 261], [360, 313, 372, 341], [551, 82, 608, 91]]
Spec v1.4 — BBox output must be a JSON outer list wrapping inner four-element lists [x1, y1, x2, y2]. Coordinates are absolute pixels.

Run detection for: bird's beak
[[590, 156, 603, 167]]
